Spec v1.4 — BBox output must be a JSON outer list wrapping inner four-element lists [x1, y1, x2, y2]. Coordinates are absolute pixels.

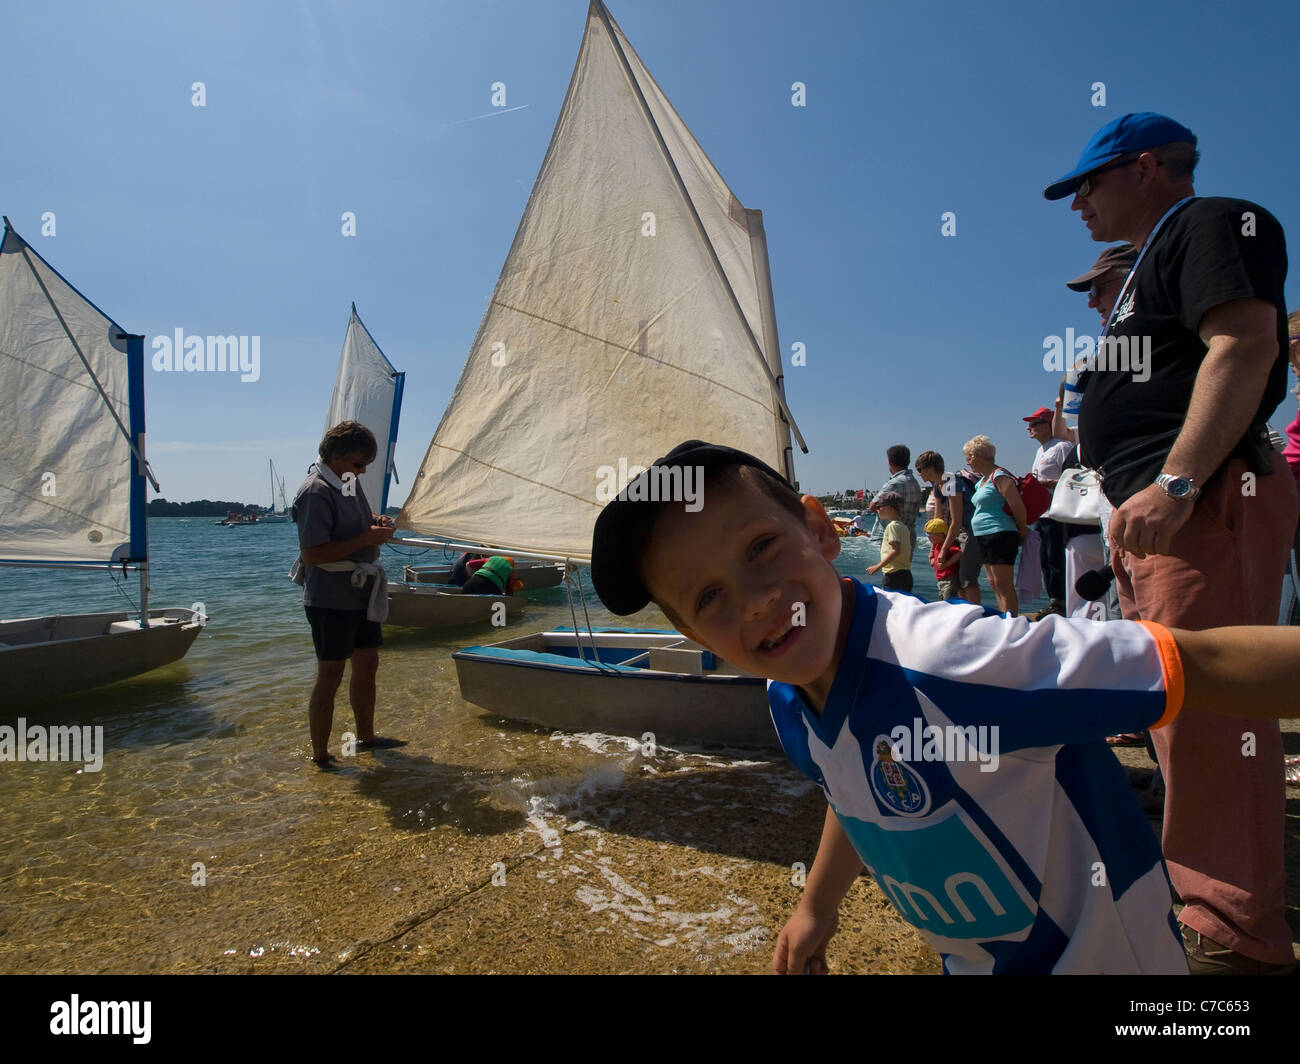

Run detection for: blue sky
[[3, 0, 1297, 503]]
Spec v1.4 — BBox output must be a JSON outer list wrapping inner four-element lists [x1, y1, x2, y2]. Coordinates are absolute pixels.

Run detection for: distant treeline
[[149, 499, 262, 516], [149, 499, 403, 517]]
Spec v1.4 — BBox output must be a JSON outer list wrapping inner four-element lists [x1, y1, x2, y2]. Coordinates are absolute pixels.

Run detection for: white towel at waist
[[287, 557, 389, 623]]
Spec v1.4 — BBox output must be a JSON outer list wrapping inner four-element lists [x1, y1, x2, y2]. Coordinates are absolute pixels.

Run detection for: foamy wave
[[573, 862, 767, 955]]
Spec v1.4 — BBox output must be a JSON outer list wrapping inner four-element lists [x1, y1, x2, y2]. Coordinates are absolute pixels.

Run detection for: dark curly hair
[[319, 421, 378, 463]]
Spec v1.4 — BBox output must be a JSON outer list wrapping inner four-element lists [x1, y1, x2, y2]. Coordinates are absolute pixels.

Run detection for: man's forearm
[[302, 535, 371, 565], [1164, 330, 1276, 484], [942, 495, 963, 553]]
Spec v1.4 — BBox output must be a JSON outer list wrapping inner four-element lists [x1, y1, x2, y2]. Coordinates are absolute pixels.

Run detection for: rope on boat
[[574, 565, 604, 668], [108, 566, 139, 613], [564, 564, 615, 671], [564, 566, 587, 664]]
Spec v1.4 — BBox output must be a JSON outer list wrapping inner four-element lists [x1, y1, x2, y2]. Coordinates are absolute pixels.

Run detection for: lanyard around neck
[[1102, 195, 1195, 336]]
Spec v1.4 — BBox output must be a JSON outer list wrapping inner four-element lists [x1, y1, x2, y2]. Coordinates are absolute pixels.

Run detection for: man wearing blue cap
[[1045, 113, 1299, 973]]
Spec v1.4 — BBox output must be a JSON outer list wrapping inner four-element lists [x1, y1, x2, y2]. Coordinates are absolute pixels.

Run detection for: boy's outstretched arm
[[773, 805, 864, 975], [1170, 626, 1300, 717]]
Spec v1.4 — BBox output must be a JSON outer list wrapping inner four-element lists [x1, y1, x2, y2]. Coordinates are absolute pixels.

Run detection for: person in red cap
[[1024, 407, 1075, 619], [1044, 112, 1298, 973]]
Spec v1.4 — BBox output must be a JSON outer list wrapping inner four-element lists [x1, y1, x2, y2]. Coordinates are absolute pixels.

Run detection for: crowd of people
[[862, 424, 1073, 621]]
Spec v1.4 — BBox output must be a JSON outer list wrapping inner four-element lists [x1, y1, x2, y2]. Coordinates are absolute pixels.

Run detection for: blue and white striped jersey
[[768, 578, 1187, 974]]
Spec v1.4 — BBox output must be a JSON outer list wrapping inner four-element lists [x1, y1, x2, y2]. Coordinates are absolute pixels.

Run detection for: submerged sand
[[7, 720, 1300, 974]]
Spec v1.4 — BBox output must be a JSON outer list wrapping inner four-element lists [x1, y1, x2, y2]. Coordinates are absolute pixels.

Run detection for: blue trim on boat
[[452, 645, 759, 685], [383, 370, 405, 514], [456, 645, 642, 672], [347, 305, 404, 514], [1, 223, 129, 334], [126, 333, 147, 562], [0, 558, 131, 567]]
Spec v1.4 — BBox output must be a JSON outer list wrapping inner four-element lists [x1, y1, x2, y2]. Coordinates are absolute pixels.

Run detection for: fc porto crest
[[869, 736, 930, 817]]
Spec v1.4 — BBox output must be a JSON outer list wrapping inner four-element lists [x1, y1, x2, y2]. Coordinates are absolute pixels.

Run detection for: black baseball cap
[[590, 440, 794, 616]]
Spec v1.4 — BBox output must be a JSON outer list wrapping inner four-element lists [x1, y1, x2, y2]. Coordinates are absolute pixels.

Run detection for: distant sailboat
[[258, 458, 290, 522], [0, 218, 205, 703], [396, 2, 806, 747]]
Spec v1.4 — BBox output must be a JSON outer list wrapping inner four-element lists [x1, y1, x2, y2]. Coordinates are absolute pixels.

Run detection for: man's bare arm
[[301, 527, 393, 565], [1163, 298, 1278, 483], [1110, 298, 1278, 556]]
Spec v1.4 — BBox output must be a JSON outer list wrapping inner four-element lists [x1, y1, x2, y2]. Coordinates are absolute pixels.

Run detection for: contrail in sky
[[451, 104, 531, 125]]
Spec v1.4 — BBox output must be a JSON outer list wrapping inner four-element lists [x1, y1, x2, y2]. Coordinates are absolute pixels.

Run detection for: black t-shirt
[[1078, 196, 1289, 507]]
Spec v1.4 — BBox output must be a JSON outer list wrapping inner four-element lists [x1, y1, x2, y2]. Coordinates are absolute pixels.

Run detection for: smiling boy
[[590, 440, 1300, 975]]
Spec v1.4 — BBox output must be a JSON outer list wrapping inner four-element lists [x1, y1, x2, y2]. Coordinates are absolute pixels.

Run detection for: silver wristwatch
[[1155, 473, 1200, 502]]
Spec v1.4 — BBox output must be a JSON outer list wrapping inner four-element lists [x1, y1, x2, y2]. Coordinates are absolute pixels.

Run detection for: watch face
[[1166, 477, 1192, 497]]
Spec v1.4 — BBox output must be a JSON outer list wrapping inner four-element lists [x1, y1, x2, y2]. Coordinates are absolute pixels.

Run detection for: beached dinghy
[[0, 218, 204, 703], [403, 559, 565, 591], [454, 629, 779, 750], [395, 2, 807, 747], [384, 582, 525, 628]]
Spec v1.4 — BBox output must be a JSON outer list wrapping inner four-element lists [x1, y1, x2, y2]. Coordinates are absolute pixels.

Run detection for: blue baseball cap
[[1042, 112, 1197, 201]]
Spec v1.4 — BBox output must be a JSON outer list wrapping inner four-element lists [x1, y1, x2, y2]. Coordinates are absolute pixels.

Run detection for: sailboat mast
[[744, 208, 797, 489], [382, 371, 405, 514], [124, 333, 149, 625]]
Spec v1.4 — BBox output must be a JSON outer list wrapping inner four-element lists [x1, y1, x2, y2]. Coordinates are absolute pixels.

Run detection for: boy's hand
[[362, 524, 395, 546], [866, 563, 880, 575], [772, 902, 837, 975]]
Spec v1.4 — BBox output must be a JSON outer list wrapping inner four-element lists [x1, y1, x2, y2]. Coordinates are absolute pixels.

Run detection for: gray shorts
[[957, 531, 982, 588]]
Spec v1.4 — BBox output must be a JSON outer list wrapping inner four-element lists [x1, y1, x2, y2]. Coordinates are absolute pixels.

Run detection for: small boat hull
[[384, 583, 526, 629], [403, 560, 565, 591], [0, 608, 205, 704], [452, 629, 777, 750]]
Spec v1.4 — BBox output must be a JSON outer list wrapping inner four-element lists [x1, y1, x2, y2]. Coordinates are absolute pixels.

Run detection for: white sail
[[323, 304, 404, 512], [0, 223, 136, 564], [398, 1, 802, 562]]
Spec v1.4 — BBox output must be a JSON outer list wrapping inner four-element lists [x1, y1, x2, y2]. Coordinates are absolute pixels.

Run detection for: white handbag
[[1044, 468, 1102, 525]]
